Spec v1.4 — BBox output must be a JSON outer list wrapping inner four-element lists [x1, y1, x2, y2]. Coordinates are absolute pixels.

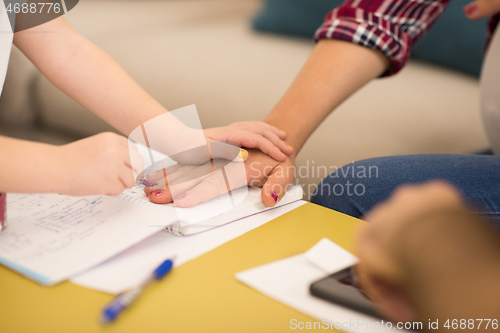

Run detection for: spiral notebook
[[123, 185, 304, 236], [0, 185, 302, 285], [0, 193, 170, 285]]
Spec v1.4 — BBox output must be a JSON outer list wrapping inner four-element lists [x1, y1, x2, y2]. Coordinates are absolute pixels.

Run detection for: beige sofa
[[0, 0, 489, 198]]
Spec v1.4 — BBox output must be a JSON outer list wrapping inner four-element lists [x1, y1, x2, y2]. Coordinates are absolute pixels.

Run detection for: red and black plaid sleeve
[[314, 0, 451, 76]]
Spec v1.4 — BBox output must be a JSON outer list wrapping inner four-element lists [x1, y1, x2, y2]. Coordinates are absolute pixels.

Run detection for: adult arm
[[0, 133, 140, 195], [13, 17, 163, 136], [257, 0, 452, 205], [264, 39, 389, 152]]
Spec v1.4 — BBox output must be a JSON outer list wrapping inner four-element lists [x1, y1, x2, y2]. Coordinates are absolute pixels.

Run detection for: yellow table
[[0, 203, 365, 333]]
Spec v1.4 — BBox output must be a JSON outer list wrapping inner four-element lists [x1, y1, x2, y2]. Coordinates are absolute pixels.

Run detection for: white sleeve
[[0, 2, 14, 98], [481, 27, 500, 155]]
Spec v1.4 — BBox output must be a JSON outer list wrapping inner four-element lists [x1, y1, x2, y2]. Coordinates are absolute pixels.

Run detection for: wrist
[[46, 144, 70, 194]]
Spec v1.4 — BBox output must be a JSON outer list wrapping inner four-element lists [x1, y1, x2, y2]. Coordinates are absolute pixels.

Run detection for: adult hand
[[355, 182, 465, 322], [247, 149, 297, 207], [143, 149, 297, 208], [55, 132, 143, 196], [464, 0, 500, 19]]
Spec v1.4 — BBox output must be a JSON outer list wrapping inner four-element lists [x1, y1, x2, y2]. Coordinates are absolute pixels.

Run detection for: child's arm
[[0, 132, 141, 195], [13, 17, 292, 161], [13, 17, 167, 135]]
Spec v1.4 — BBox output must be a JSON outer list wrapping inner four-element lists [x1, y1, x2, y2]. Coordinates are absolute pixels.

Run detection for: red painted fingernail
[[271, 191, 278, 203], [151, 189, 164, 196], [464, 3, 478, 15], [174, 194, 187, 200]]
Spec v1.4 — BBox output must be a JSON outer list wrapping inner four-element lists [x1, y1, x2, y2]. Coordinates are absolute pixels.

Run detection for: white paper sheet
[[72, 200, 307, 294], [0, 194, 170, 285], [236, 239, 412, 333], [305, 238, 359, 274]]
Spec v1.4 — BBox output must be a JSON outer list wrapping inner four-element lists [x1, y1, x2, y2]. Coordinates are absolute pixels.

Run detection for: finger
[[171, 170, 229, 208], [144, 164, 182, 183], [231, 121, 287, 140], [143, 173, 167, 194], [119, 165, 136, 189], [165, 164, 213, 187], [234, 132, 287, 162], [233, 126, 293, 156], [260, 129, 294, 156], [355, 223, 411, 318], [357, 263, 416, 322], [464, 0, 500, 19], [209, 129, 290, 161], [261, 164, 294, 207], [207, 139, 248, 163], [147, 166, 213, 200], [254, 122, 288, 140], [145, 161, 216, 202], [147, 186, 174, 204]]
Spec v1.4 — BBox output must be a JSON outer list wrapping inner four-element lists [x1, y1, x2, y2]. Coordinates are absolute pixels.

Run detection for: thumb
[[464, 0, 500, 19], [206, 139, 248, 163], [261, 165, 294, 207]]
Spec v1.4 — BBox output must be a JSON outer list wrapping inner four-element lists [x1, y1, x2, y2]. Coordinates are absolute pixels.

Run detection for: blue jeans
[[310, 154, 500, 226]]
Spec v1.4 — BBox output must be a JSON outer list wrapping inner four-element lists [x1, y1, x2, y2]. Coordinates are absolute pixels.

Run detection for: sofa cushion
[[252, 0, 488, 77]]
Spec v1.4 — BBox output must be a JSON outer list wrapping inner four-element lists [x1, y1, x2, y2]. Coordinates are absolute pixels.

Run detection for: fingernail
[[464, 3, 478, 15], [142, 179, 158, 188], [288, 145, 293, 150], [174, 194, 187, 200], [271, 191, 278, 203], [280, 130, 286, 134], [151, 189, 164, 196], [238, 150, 248, 160]]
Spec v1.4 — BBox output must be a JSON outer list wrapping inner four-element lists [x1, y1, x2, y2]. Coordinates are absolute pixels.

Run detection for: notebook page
[[122, 185, 304, 236], [72, 200, 307, 294], [169, 186, 304, 235], [0, 193, 173, 285]]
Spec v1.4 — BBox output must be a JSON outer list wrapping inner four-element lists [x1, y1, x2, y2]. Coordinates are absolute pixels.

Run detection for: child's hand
[[204, 122, 294, 162], [55, 132, 143, 196]]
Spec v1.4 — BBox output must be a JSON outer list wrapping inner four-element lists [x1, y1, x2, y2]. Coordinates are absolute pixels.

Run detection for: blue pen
[[101, 258, 175, 324]]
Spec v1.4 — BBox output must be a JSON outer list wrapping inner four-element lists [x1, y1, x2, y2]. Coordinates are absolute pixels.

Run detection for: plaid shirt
[[314, 0, 500, 76]]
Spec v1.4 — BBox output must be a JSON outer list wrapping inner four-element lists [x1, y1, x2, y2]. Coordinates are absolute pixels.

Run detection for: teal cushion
[[253, 0, 488, 76]]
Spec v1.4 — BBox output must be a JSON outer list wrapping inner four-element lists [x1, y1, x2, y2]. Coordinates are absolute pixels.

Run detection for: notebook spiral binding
[[117, 192, 183, 236], [165, 223, 182, 236], [116, 193, 171, 212]]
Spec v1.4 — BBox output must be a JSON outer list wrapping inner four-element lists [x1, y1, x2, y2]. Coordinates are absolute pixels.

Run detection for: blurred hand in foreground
[[356, 181, 500, 326]]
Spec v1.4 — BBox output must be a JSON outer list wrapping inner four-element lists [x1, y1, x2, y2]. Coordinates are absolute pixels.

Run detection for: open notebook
[[0, 193, 169, 285], [0, 186, 302, 285]]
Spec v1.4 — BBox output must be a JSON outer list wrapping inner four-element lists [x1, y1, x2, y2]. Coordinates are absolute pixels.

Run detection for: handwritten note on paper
[[0, 193, 173, 285]]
